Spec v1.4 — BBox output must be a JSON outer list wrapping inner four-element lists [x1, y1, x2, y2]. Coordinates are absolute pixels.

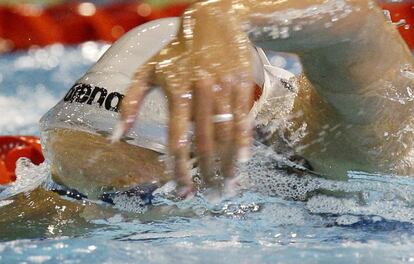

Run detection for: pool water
[[1, 44, 414, 264]]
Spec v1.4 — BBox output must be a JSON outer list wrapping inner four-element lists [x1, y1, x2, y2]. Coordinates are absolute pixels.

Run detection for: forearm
[[236, 1, 414, 114]]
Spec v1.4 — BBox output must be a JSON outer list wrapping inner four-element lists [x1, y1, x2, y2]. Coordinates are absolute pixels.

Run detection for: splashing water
[[0, 159, 49, 201]]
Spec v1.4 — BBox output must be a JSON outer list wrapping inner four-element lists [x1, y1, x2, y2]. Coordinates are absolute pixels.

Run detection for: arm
[[235, 0, 414, 176]]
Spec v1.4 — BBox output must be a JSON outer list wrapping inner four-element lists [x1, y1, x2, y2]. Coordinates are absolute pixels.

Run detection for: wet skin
[[116, 0, 414, 188]]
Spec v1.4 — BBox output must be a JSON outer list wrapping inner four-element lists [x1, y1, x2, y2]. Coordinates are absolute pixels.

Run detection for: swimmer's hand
[[113, 2, 254, 192]]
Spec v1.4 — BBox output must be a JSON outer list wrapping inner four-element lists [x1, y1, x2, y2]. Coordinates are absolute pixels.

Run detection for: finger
[[214, 75, 236, 179], [194, 77, 216, 184], [167, 87, 193, 188], [232, 73, 254, 163], [111, 62, 155, 142]]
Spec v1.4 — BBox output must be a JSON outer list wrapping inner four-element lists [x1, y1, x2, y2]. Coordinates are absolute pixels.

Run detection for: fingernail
[[110, 122, 126, 143], [238, 147, 251, 163]]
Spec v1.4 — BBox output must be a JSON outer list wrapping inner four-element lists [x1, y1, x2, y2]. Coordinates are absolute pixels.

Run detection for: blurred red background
[[0, 0, 412, 52]]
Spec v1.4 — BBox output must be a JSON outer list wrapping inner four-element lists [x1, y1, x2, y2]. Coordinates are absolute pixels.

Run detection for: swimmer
[[115, 0, 414, 187], [41, 0, 414, 199]]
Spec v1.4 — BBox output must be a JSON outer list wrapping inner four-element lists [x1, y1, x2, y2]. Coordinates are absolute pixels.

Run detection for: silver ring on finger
[[212, 113, 234, 123]]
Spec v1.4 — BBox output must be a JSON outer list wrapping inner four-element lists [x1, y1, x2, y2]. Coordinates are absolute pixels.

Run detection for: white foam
[[241, 142, 414, 223], [112, 194, 148, 214], [241, 142, 321, 200]]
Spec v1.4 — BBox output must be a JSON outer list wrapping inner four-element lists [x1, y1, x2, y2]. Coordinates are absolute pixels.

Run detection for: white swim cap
[[40, 18, 181, 154]]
